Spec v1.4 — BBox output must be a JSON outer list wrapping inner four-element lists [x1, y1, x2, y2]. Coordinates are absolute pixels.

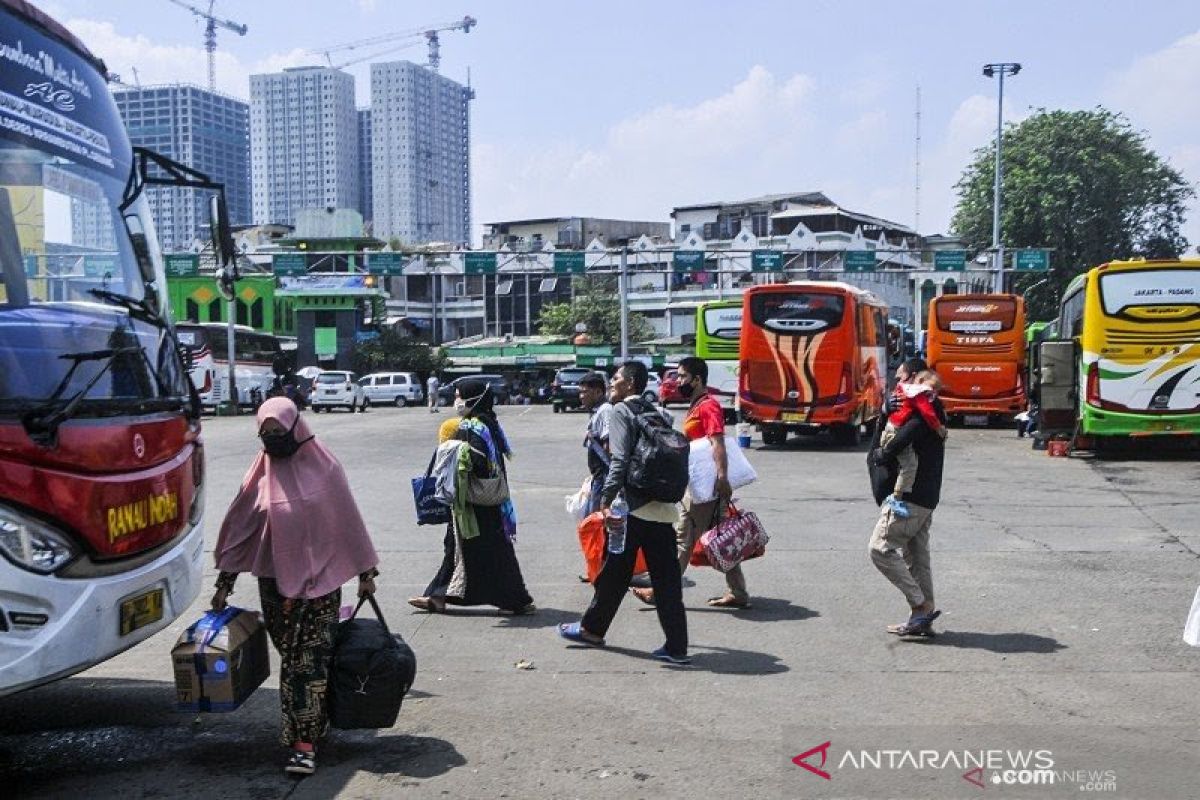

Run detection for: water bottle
[[607, 496, 628, 554]]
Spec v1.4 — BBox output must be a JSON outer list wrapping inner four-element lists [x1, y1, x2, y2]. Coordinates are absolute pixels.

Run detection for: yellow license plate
[[781, 412, 805, 423], [1145, 420, 1176, 432], [120, 588, 164, 636]]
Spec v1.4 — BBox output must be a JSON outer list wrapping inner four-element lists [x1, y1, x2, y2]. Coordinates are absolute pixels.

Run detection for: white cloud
[[1105, 28, 1200, 249]]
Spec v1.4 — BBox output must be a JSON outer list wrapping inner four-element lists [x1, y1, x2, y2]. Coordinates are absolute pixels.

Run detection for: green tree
[[350, 328, 446, 377], [537, 275, 656, 344], [951, 108, 1194, 319]]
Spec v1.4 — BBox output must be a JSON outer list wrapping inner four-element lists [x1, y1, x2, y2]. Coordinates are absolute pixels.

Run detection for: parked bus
[[176, 322, 282, 409], [739, 281, 888, 446], [694, 300, 742, 420], [0, 1, 215, 696], [1055, 259, 1200, 444], [926, 294, 1027, 424]]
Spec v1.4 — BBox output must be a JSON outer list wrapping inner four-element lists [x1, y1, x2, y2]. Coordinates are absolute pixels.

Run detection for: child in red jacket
[[881, 370, 947, 517]]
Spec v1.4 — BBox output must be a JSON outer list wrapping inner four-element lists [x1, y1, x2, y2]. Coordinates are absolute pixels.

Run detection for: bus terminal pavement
[[2, 405, 1198, 799]]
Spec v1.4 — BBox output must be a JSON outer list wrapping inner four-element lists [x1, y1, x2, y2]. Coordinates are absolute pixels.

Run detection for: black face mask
[[260, 416, 311, 459], [678, 380, 696, 399]]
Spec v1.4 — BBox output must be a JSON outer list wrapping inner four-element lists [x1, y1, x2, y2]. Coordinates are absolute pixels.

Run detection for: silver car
[[359, 372, 424, 407]]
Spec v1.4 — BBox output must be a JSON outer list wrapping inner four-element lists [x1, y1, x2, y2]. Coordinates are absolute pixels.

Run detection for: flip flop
[[408, 596, 445, 613], [630, 587, 655, 606], [707, 594, 751, 609], [558, 622, 605, 647], [887, 609, 941, 636]]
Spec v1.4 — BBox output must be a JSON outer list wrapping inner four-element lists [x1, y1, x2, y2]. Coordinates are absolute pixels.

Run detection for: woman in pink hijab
[[210, 397, 379, 776]]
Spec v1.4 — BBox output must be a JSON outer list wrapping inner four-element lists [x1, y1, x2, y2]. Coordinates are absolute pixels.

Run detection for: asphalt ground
[[2, 404, 1198, 799]]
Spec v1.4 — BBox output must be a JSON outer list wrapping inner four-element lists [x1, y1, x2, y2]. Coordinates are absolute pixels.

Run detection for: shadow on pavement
[[559, 642, 790, 675], [494, 606, 579, 629], [0, 677, 465, 797], [909, 631, 1068, 654], [688, 596, 820, 623]]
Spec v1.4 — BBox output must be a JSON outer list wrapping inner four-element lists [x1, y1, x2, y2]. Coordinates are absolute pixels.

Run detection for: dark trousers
[[581, 514, 688, 656]]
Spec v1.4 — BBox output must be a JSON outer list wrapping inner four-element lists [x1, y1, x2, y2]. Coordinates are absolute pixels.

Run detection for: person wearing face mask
[[631, 356, 751, 609], [409, 379, 535, 615], [210, 398, 379, 776]]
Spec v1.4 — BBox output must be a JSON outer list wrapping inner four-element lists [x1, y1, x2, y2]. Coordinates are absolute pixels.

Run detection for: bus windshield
[[749, 292, 845, 334], [935, 298, 1018, 333], [1100, 269, 1200, 319]]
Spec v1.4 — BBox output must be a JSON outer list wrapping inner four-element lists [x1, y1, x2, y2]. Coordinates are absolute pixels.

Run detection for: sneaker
[[884, 496, 910, 518], [651, 646, 692, 665], [285, 749, 316, 775]]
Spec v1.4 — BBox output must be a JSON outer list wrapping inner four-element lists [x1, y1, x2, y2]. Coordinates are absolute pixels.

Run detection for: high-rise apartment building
[[358, 108, 372, 225], [249, 66, 358, 226], [112, 84, 250, 252], [370, 61, 471, 246]]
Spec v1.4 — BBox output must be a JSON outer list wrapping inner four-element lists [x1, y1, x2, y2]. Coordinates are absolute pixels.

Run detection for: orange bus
[[926, 293, 1027, 423], [739, 281, 888, 446]]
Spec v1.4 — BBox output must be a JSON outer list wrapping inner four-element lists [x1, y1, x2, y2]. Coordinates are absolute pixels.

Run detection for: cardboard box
[[172, 607, 270, 712]]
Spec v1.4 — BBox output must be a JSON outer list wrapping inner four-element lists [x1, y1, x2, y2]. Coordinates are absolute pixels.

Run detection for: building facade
[[370, 61, 471, 246], [482, 216, 671, 251], [249, 67, 359, 227], [112, 84, 250, 252], [357, 108, 372, 225]]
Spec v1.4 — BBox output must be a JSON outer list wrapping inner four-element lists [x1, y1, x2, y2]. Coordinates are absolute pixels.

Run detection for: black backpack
[[329, 594, 416, 730], [625, 398, 690, 503]]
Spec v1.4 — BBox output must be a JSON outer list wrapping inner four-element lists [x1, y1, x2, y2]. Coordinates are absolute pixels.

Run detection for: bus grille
[[1106, 328, 1200, 347], [938, 343, 1015, 355], [704, 342, 739, 356]]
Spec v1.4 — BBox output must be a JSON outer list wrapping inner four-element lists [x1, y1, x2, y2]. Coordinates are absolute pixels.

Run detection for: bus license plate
[[119, 588, 164, 636], [781, 412, 805, 423], [964, 414, 989, 427]]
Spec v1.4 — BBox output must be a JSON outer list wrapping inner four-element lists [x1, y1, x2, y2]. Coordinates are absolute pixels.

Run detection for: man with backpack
[[631, 356, 751, 609], [558, 360, 691, 664]]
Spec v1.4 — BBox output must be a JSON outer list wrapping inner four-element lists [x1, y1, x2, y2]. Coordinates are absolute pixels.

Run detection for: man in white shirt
[[427, 374, 440, 413]]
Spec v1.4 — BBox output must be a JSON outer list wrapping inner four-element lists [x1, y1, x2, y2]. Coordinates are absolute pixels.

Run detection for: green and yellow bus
[[1057, 259, 1200, 442], [695, 300, 742, 416]]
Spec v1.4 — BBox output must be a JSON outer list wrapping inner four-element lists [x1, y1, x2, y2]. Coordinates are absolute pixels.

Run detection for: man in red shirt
[[632, 356, 751, 609]]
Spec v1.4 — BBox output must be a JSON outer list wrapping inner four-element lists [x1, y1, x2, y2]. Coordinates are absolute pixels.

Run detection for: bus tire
[[761, 425, 787, 446]]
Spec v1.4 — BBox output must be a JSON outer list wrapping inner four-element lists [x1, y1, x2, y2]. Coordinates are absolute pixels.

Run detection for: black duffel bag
[[329, 594, 416, 730]]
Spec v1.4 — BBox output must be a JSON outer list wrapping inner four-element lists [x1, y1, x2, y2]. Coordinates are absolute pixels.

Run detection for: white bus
[[176, 323, 283, 409]]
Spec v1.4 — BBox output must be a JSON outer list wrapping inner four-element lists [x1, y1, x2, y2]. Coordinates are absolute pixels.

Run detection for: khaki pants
[[868, 501, 934, 609], [677, 493, 749, 602]]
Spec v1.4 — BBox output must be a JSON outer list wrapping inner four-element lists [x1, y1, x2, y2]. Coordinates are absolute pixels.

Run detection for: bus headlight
[[0, 505, 78, 574]]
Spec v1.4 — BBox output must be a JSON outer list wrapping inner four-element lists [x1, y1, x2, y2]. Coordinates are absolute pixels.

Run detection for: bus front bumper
[[0, 516, 205, 697], [1081, 405, 1200, 438]]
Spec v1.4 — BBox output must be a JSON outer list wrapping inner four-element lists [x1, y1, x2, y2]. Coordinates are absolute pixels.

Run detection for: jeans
[[582, 514, 688, 656]]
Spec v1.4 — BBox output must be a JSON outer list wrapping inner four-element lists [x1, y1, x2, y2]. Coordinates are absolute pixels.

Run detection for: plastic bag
[[1184, 586, 1200, 646], [688, 436, 758, 504], [578, 511, 648, 583], [564, 478, 591, 522]]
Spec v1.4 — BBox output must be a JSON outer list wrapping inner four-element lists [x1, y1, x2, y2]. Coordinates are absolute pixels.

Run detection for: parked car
[[311, 370, 367, 412], [438, 374, 511, 407], [642, 373, 663, 404], [550, 367, 592, 412], [360, 371, 424, 407]]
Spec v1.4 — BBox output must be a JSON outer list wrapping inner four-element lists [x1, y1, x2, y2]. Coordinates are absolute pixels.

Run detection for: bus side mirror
[[210, 194, 237, 300]]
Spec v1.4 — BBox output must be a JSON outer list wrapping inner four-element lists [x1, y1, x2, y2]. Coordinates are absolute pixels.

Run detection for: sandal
[[887, 609, 941, 637], [285, 748, 316, 775], [557, 622, 605, 647], [707, 594, 751, 609], [630, 587, 656, 606], [408, 596, 445, 613]]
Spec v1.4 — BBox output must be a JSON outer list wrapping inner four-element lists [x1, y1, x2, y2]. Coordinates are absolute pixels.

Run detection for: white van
[[311, 371, 367, 412], [360, 372, 424, 407]]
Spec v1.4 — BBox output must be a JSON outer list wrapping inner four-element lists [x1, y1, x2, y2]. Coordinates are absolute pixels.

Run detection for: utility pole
[[983, 62, 1021, 293], [618, 246, 629, 359]]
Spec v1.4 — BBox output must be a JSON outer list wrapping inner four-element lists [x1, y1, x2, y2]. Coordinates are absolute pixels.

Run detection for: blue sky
[[40, 0, 1200, 247]]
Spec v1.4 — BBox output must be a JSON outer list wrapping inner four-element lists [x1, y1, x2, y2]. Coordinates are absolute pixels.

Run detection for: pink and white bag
[[695, 504, 769, 573]]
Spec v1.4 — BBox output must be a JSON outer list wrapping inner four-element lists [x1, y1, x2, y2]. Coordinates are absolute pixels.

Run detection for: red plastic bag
[[578, 512, 648, 583]]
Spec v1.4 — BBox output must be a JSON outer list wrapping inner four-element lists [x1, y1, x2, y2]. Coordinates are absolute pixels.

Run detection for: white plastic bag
[[564, 477, 591, 522], [1184, 586, 1200, 646], [688, 436, 758, 504]]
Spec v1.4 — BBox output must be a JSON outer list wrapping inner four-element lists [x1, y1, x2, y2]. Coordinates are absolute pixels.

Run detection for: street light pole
[[983, 62, 1021, 294], [618, 245, 629, 359]]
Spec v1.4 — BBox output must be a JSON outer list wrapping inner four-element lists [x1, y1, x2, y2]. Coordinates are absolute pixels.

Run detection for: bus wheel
[[831, 423, 861, 447], [761, 425, 787, 446]]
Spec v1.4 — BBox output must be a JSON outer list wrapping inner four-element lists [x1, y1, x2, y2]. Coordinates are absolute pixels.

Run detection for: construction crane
[[315, 15, 476, 72], [166, 0, 248, 90]]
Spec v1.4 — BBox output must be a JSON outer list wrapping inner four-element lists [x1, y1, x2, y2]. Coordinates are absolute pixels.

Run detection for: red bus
[[0, 1, 217, 696], [739, 281, 888, 446], [926, 294, 1027, 423]]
